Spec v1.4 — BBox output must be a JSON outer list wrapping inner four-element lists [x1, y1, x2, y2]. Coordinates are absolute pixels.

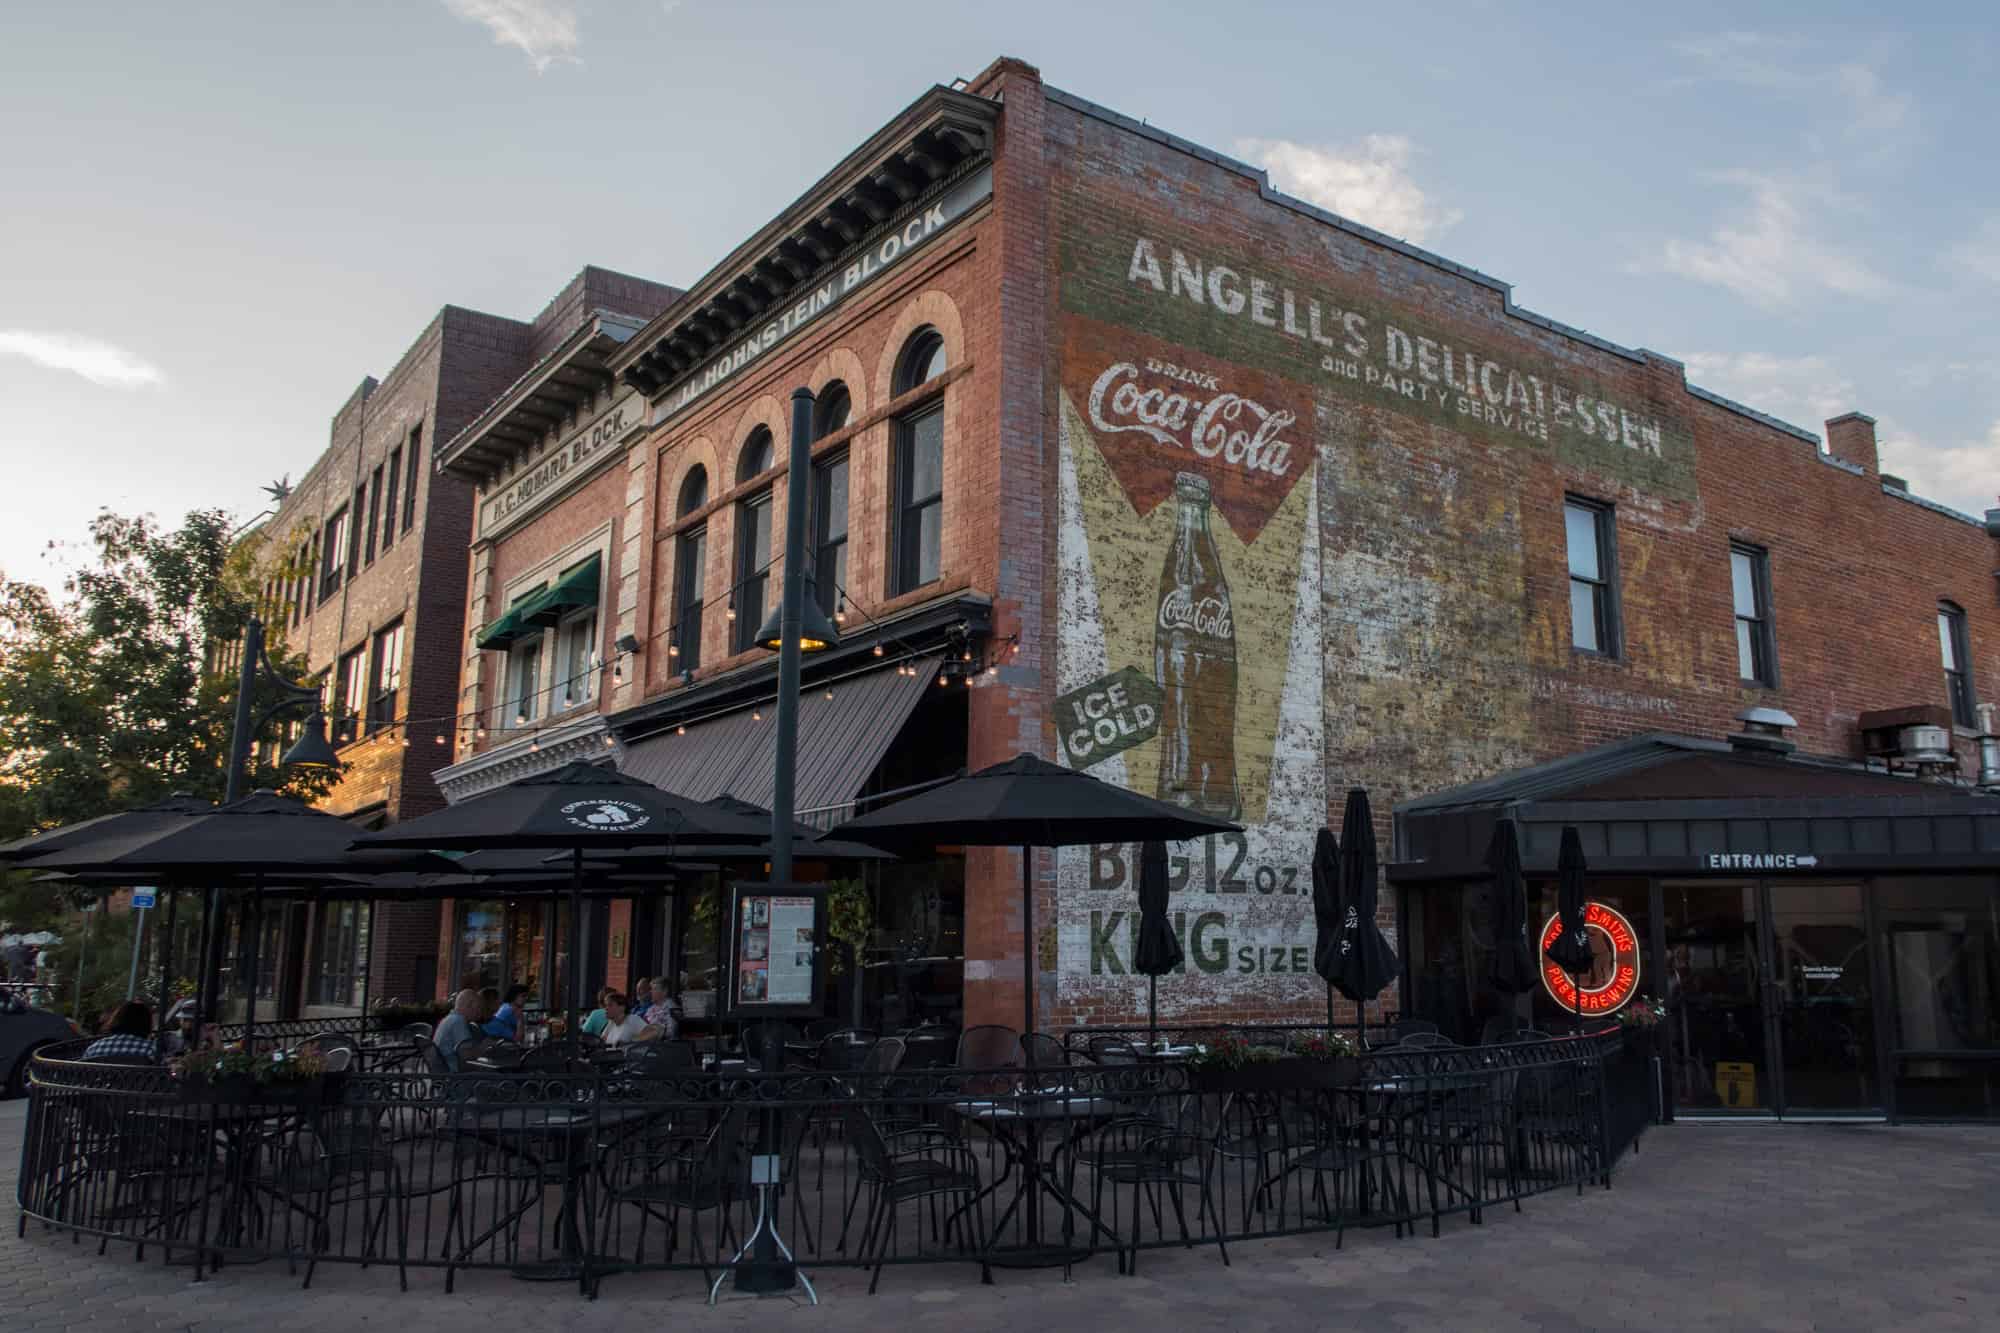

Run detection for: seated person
[[581, 987, 613, 1038], [84, 1001, 158, 1062], [432, 989, 485, 1071], [156, 1000, 201, 1058], [644, 979, 679, 1040], [599, 990, 658, 1047], [628, 976, 654, 1023], [484, 983, 528, 1041]]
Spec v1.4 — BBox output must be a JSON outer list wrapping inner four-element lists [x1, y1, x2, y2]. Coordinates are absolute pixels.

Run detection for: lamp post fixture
[[197, 616, 338, 1033]]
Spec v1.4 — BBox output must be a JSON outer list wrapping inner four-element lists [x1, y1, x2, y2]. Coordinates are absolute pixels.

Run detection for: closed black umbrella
[[830, 753, 1239, 1044], [1547, 825, 1595, 1034], [1487, 821, 1537, 997], [1130, 840, 1182, 1051], [1331, 788, 1399, 1049], [1309, 827, 1341, 1035], [356, 763, 770, 1044]]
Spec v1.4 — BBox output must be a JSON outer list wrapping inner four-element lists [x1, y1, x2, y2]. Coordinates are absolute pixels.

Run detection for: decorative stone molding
[[433, 712, 614, 804]]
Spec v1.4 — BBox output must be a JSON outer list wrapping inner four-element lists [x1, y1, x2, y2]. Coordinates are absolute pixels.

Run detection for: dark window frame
[[347, 485, 366, 579], [732, 428, 776, 654], [363, 465, 384, 567], [673, 526, 706, 674], [334, 645, 367, 744], [891, 330, 948, 597], [811, 450, 849, 619], [1940, 600, 1976, 728], [382, 447, 401, 552], [319, 510, 347, 601], [367, 619, 404, 733], [1730, 542, 1778, 687], [400, 424, 422, 533], [1563, 495, 1622, 659]]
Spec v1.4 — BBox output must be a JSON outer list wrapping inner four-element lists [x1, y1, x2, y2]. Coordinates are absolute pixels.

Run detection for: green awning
[[514, 554, 601, 629], [474, 584, 549, 650]]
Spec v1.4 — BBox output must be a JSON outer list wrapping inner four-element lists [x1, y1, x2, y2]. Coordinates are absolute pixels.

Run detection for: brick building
[[242, 266, 679, 1018], [429, 59, 1996, 1116]]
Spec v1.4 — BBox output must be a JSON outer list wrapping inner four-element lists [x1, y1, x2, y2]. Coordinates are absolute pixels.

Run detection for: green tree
[[0, 508, 340, 939]]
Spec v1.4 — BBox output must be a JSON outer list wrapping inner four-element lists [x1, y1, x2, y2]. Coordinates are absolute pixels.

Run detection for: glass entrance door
[[1766, 882, 1879, 1113], [1662, 882, 1771, 1112]]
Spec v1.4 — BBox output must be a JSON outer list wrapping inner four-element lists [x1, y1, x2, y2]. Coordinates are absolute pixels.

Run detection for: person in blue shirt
[[484, 983, 527, 1041]]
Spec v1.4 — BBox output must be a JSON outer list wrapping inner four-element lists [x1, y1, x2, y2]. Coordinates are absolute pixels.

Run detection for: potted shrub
[[1186, 1032, 1359, 1092], [172, 1046, 334, 1104]]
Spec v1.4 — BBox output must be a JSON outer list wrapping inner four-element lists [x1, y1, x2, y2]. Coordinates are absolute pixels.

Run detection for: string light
[[751, 709, 763, 722], [434, 734, 447, 745], [823, 687, 834, 701], [529, 738, 540, 753], [676, 724, 686, 736], [872, 644, 883, 658], [602, 734, 617, 748]]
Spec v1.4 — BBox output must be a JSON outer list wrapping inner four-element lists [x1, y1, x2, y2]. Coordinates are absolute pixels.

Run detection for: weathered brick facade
[[416, 58, 1997, 1037]]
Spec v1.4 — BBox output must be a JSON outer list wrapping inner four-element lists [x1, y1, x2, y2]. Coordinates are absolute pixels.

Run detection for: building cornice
[[433, 712, 614, 804]]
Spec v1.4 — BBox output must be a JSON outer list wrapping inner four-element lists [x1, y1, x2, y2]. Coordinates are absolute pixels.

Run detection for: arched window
[[734, 427, 776, 652], [1940, 600, 1975, 728], [677, 465, 709, 517], [814, 381, 852, 440], [672, 465, 709, 673], [891, 329, 947, 594]]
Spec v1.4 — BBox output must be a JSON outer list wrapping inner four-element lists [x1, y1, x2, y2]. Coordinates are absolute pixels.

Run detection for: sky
[[3, 1, 1995, 591]]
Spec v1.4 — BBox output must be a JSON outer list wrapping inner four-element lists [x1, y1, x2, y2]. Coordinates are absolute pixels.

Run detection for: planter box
[[177, 1073, 343, 1106], [1189, 1056, 1359, 1093]]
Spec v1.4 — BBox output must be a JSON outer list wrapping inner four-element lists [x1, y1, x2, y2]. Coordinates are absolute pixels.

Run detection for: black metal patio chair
[[1069, 1115, 1228, 1275], [840, 1102, 987, 1292]]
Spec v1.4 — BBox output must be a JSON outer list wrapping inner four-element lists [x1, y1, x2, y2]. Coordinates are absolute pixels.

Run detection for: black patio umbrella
[[1309, 826, 1341, 1035], [26, 791, 455, 1037], [1331, 787, 1400, 1050], [0, 793, 215, 863], [1487, 820, 1538, 998], [1131, 840, 1182, 1051], [830, 753, 1240, 1045], [1547, 825, 1596, 1035], [355, 763, 769, 1044]]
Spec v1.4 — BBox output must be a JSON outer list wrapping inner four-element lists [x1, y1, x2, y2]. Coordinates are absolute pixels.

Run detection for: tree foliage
[[0, 508, 340, 848]]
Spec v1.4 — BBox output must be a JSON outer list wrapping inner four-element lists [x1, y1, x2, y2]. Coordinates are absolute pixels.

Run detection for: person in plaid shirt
[[83, 1001, 158, 1061]]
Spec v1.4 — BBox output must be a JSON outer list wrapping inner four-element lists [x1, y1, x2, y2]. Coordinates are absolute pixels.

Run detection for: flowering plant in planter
[[173, 1046, 326, 1086], [1185, 1033, 1284, 1071], [1292, 1032, 1357, 1062], [1617, 995, 1667, 1029]]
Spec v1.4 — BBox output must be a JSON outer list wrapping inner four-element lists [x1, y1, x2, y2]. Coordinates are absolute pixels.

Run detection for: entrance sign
[[129, 889, 156, 910], [1701, 852, 1819, 871], [1539, 900, 1641, 1016], [725, 882, 829, 1019]]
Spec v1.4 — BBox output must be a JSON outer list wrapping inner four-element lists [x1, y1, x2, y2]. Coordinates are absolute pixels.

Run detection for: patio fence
[[17, 1030, 1648, 1297]]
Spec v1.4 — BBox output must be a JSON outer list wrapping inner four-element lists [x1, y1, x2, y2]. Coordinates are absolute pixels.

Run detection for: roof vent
[[1728, 706, 1798, 755], [1977, 704, 2000, 791]]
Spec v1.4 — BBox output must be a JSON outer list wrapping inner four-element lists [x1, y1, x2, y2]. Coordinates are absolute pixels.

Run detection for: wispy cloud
[[440, 0, 581, 73], [1642, 170, 1892, 309], [0, 330, 164, 390], [1237, 135, 1462, 246], [1879, 417, 2000, 516], [1681, 350, 1856, 435], [1670, 32, 1915, 144], [1947, 217, 2000, 284]]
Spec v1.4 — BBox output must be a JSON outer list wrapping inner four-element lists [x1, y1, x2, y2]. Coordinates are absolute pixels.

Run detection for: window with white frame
[[558, 609, 598, 710]]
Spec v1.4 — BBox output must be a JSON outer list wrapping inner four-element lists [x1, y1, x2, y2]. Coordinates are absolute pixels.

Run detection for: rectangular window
[[382, 448, 401, 553], [1730, 543, 1777, 686], [734, 495, 772, 653], [401, 425, 422, 532], [368, 620, 404, 732], [320, 511, 347, 600], [509, 637, 543, 725], [812, 452, 849, 619], [334, 646, 367, 744], [894, 405, 944, 594], [363, 466, 383, 566], [1564, 497, 1619, 656], [674, 528, 706, 674], [309, 902, 371, 1010], [1940, 603, 1976, 728], [347, 485, 365, 579], [558, 610, 598, 710]]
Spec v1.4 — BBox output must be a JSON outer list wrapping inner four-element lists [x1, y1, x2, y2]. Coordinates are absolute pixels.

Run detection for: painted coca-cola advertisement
[[1054, 321, 1328, 1020]]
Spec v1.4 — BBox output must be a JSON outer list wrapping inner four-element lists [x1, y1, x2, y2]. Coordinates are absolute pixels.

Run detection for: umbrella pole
[[1021, 846, 1036, 1054], [1148, 974, 1158, 1053], [713, 876, 727, 1063], [569, 848, 584, 1055], [1325, 981, 1334, 1039]]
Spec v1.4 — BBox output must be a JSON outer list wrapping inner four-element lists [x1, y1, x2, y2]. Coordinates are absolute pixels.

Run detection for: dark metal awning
[[617, 657, 942, 816], [1390, 733, 2000, 881]]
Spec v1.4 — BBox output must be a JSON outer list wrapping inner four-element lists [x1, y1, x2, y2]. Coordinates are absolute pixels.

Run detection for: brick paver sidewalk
[[2, 1097, 1995, 1331]]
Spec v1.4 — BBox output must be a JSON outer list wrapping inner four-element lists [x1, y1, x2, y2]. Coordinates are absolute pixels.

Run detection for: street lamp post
[[195, 616, 337, 1034]]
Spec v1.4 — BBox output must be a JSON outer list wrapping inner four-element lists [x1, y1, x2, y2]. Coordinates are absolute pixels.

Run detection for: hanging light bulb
[[667, 641, 679, 658], [872, 644, 883, 658], [676, 724, 686, 736], [476, 727, 487, 740], [751, 708, 763, 722], [529, 737, 541, 753], [962, 650, 973, 662], [602, 734, 617, 748], [514, 711, 527, 726], [823, 686, 834, 701], [401, 732, 412, 747], [434, 733, 447, 745], [725, 597, 736, 622]]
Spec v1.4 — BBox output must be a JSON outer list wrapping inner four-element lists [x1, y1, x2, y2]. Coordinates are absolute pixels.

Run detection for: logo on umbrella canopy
[[1538, 901, 1641, 1015], [560, 800, 652, 831]]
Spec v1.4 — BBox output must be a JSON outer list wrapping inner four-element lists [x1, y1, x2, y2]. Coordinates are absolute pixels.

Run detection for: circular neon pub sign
[[1538, 901, 1641, 1016]]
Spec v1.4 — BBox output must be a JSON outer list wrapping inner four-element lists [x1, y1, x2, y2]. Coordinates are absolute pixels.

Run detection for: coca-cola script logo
[[1088, 361, 1296, 478], [1158, 587, 1234, 641]]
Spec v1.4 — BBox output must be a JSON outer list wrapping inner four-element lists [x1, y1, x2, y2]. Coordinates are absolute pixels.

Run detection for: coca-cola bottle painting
[[1155, 471, 1240, 818]]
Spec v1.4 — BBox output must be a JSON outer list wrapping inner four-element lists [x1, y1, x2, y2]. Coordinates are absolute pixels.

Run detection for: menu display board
[[726, 882, 828, 1019]]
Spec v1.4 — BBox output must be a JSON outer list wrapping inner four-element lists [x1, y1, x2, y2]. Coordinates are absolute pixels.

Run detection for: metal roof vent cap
[[1975, 703, 2000, 791], [1729, 706, 1799, 755]]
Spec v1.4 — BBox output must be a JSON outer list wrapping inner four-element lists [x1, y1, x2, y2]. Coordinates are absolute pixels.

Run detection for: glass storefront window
[[1879, 876, 2000, 1119], [455, 900, 505, 992], [310, 902, 370, 1010]]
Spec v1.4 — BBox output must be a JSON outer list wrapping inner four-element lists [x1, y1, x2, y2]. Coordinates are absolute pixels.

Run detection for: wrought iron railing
[[17, 1030, 1646, 1296]]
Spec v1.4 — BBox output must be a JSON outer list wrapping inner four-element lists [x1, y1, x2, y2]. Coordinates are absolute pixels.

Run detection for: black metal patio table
[[947, 1094, 1124, 1273], [127, 1099, 315, 1269]]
